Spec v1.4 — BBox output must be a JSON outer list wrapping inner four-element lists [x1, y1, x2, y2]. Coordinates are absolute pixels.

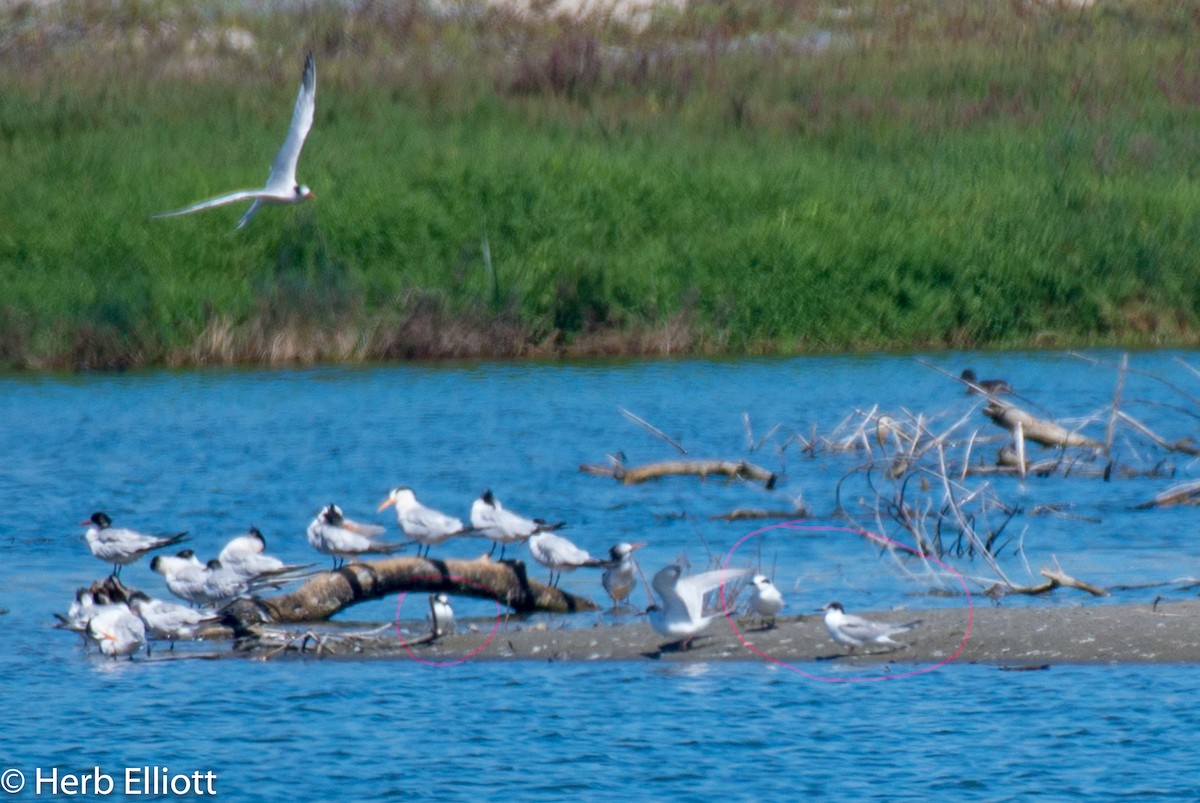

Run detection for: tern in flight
[[820, 601, 922, 654], [153, 52, 316, 230]]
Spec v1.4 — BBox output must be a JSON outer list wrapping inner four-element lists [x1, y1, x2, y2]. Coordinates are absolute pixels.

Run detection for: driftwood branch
[[223, 556, 598, 629], [999, 562, 1109, 597], [709, 506, 806, 521], [1134, 479, 1200, 509], [983, 402, 1102, 448], [580, 458, 777, 489]]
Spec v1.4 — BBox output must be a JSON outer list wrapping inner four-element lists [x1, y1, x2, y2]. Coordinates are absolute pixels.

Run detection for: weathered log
[[580, 458, 777, 489], [222, 555, 598, 628], [1134, 479, 1200, 509], [709, 506, 806, 521], [1000, 566, 1109, 597], [983, 402, 1102, 449]]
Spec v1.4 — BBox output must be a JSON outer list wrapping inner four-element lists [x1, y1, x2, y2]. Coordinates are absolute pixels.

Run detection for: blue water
[[4, 352, 1200, 799]]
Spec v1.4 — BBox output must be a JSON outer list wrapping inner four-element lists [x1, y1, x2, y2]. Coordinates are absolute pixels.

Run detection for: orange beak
[[377, 498, 395, 512]]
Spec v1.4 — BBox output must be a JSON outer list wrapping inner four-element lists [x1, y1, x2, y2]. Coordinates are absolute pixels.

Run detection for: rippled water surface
[[3, 352, 1200, 799]]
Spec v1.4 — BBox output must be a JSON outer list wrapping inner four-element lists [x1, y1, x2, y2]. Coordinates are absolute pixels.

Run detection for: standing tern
[[648, 565, 751, 651], [129, 591, 221, 648], [429, 593, 455, 638], [601, 541, 647, 610], [153, 52, 316, 230], [81, 512, 189, 576], [526, 531, 603, 588], [820, 601, 922, 654], [378, 487, 469, 558], [151, 551, 212, 606], [217, 526, 312, 579], [748, 574, 785, 628], [470, 490, 563, 560], [86, 603, 147, 660], [306, 503, 406, 569]]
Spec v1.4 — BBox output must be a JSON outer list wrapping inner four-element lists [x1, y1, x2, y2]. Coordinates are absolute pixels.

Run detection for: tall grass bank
[[3, 0, 1200, 368]]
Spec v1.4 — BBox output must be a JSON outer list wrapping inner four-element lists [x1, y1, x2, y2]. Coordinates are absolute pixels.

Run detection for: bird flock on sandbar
[[59, 483, 923, 660], [109, 48, 928, 660]]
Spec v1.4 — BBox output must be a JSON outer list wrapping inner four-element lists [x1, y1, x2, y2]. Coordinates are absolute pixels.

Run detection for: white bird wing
[[405, 507, 462, 536], [839, 613, 909, 640], [343, 519, 386, 539], [152, 189, 272, 220], [671, 569, 750, 622], [263, 51, 316, 193]]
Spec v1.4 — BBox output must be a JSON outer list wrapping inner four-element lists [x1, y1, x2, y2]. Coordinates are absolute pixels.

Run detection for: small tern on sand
[[748, 574, 784, 628], [378, 487, 468, 558], [153, 52, 316, 230], [601, 542, 647, 610], [470, 490, 563, 560], [820, 601, 922, 654], [306, 503, 405, 569], [429, 593, 455, 638], [82, 512, 189, 577], [526, 531, 603, 588], [86, 603, 147, 660], [648, 565, 751, 651]]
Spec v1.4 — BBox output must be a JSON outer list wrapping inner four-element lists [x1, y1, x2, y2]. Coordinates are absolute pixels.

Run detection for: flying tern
[[820, 601, 922, 654], [648, 564, 751, 651], [748, 574, 785, 628], [378, 487, 469, 558], [153, 52, 316, 230], [470, 490, 563, 560], [526, 531, 603, 587], [81, 512, 189, 576], [306, 503, 406, 569], [601, 541, 646, 610]]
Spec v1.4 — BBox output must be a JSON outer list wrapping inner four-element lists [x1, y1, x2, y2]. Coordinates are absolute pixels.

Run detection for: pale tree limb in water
[[983, 402, 1103, 449], [580, 457, 777, 489], [619, 407, 687, 454]]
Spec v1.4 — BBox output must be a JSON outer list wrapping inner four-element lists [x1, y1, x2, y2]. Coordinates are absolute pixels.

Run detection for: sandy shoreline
[[240, 598, 1200, 667]]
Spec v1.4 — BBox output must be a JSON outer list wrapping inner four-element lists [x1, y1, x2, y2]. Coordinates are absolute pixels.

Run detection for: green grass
[[4, 0, 1200, 368]]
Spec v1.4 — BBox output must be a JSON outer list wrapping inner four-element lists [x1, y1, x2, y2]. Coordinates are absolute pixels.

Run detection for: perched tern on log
[[378, 487, 468, 558]]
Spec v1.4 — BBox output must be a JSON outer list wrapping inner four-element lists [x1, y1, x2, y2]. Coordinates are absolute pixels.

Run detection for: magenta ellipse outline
[[394, 575, 503, 667], [719, 519, 973, 683]]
